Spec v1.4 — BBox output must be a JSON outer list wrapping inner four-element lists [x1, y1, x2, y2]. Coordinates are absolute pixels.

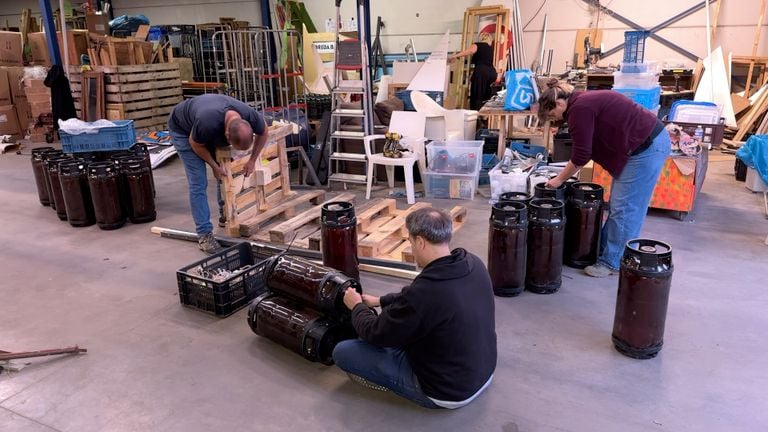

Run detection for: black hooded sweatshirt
[[351, 248, 497, 401]]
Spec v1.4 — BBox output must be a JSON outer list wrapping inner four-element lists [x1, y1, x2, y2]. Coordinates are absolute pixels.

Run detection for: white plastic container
[[745, 167, 768, 192], [426, 140, 484, 175], [423, 171, 478, 200], [489, 163, 528, 203], [620, 61, 660, 74], [613, 71, 659, 89]]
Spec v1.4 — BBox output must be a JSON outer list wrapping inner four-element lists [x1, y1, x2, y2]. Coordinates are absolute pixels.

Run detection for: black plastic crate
[[177, 243, 268, 317]]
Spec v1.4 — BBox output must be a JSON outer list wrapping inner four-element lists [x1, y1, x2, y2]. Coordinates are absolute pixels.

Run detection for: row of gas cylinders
[[247, 202, 362, 365], [489, 181, 675, 359], [30, 145, 156, 230], [488, 181, 605, 296]]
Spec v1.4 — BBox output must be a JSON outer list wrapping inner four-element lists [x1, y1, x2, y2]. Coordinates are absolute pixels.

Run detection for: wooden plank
[[70, 79, 182, 93], [358, 203, 432, 257], [217, 148, 239, 237], [263, 176, 283, 194], [240, 190, 326, 236], [111, 70, 181, 83], [235, 189, 259, 210], [268, 193, 356, 243], [74, 63, 180, 74], [111, 96, 183, 111], [135, 25, 150, 41]]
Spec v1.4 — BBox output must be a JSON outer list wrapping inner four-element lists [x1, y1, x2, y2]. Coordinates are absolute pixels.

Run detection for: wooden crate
[[69, 63, 183, 130]]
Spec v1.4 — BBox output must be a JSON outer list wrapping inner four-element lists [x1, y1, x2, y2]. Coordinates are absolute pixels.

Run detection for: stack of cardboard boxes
[[0, 32, 25, 138], [0, 31, 53, 141]]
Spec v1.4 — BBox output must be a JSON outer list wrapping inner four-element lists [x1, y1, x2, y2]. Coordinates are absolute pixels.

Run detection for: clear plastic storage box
[[423, 171, 478, 200], [426, 140, 484, 175]]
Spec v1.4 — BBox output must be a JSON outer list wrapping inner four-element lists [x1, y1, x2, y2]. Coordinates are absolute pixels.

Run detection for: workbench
[[478, 102, 552, 158], [591, 150, 709, 220]]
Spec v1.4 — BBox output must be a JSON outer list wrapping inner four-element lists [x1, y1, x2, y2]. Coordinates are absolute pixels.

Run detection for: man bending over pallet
[[168, 94, 269, 254]]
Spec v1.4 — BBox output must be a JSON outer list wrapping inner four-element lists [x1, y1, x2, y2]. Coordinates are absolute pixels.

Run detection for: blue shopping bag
[[504, 69, 538, 111]]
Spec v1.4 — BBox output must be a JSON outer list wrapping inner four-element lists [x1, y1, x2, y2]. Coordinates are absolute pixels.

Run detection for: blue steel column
[[39, 0, 62, 66]]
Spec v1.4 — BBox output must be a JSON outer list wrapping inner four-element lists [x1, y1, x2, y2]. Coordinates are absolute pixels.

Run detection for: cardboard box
[[3, 66, 26, 102], [0, 32, 23, 67], [15, 97, 32, 132], [578, 160, 594, 182], [0, 69, 11, 106], [28, 32, 49, 66], [87, 13, 111, 35], [0, 105, 21, 136], [27, 31, 89, 66]]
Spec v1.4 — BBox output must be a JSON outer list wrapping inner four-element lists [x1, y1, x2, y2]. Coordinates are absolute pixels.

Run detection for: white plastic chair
[[410, 90, 478, 141], [363, 111, 427, 204]]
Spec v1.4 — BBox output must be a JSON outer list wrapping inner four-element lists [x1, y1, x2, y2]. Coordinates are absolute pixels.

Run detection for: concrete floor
[[1, 146, 767, 432]]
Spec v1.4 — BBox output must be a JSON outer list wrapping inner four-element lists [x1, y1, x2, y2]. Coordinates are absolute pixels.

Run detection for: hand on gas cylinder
[[545, 176, 563, 188], [343, 288, 363, 310]]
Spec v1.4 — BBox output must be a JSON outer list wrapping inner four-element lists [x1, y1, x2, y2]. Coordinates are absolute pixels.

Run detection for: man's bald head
[[227, 119, 253, 150]]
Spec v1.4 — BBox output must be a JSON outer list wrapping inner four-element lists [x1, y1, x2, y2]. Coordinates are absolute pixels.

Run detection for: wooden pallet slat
[[358, 203, 433, 257]]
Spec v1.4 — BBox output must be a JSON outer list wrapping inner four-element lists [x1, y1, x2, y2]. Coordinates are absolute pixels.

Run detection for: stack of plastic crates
[[612, 31, 660, 115]]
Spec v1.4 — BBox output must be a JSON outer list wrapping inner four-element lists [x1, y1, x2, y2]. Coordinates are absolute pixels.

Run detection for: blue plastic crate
[[623, 31, 649, 63], [613, 86, 661, 110], [60, 120, 137, 153]]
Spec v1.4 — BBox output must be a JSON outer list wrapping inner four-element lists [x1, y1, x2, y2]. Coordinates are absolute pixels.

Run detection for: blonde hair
[[537, 78, 574, 120]]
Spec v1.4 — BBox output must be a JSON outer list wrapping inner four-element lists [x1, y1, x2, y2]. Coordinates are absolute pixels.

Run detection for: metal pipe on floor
[[150, 226, 419, 273]]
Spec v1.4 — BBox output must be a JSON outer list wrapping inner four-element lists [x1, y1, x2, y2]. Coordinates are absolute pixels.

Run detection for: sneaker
[[346, 373, 389, 392], [198, 232, 223, 254], [584, 263, 616, 278]]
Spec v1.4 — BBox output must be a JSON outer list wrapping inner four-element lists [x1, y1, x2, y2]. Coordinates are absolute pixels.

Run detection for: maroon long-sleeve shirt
[[565, 90, 658, 177]]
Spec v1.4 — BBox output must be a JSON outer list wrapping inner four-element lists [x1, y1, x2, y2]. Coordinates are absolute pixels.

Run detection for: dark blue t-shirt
[[168, 94, 266, 150]]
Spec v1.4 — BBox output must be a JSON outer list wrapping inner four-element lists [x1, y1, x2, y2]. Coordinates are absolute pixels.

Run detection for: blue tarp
[[737, 135, 768, 184]]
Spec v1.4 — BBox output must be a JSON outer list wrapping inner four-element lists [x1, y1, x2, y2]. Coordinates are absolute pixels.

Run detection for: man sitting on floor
[[334, 207, 497, 409]]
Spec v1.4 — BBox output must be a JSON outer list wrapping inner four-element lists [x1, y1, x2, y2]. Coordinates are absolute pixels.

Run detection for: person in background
[[333, 208, 497, 409], [168, 94, 269, 254], [536, 79, 670, 277], [449, 32, 499, 110]]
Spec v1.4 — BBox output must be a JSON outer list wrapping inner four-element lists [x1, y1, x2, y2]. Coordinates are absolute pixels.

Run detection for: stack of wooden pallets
[[69, 63, 183, 130]]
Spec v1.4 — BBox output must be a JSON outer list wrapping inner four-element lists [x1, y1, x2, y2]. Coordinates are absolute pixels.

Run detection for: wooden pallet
[[247, 192, 358, 249], [216, 124, 296, 236], [240, 190, 326, 236], [69, 64, 182, 130], [304, 200, 467, 263]]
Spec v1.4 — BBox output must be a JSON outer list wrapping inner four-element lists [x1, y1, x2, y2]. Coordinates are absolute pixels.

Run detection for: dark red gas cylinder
[[499, 191, 532, 207], [488, 201, 528, 297], [46, 155, 73, 220], [320, 202, 360, 280], [564, 182, 604, 268], [612, 239, 674, 359], [526, 198, 565, 294], [88, 161, 126, 230], [58, 159, 96, 227], [121, 156, 156, 223], [534, 181, 567, 202], [30, 147, 56, 206], [247, 293, 357, 365], [264, 254, 362, 319], [41, 150, 65, 210]]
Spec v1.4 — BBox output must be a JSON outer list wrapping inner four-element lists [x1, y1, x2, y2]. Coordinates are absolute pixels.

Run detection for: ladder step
[[335, 87, 366, 94], [330, 152, 367, 162], [328, 173, 368, 183], [331, 131, 365, 139], [332, 109, 365, 117]]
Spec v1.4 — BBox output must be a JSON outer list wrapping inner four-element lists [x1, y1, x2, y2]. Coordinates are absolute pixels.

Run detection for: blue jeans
[[333, 339, 440, 409], [171, 130, 218, 236], [599, 131, 671, 269]]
